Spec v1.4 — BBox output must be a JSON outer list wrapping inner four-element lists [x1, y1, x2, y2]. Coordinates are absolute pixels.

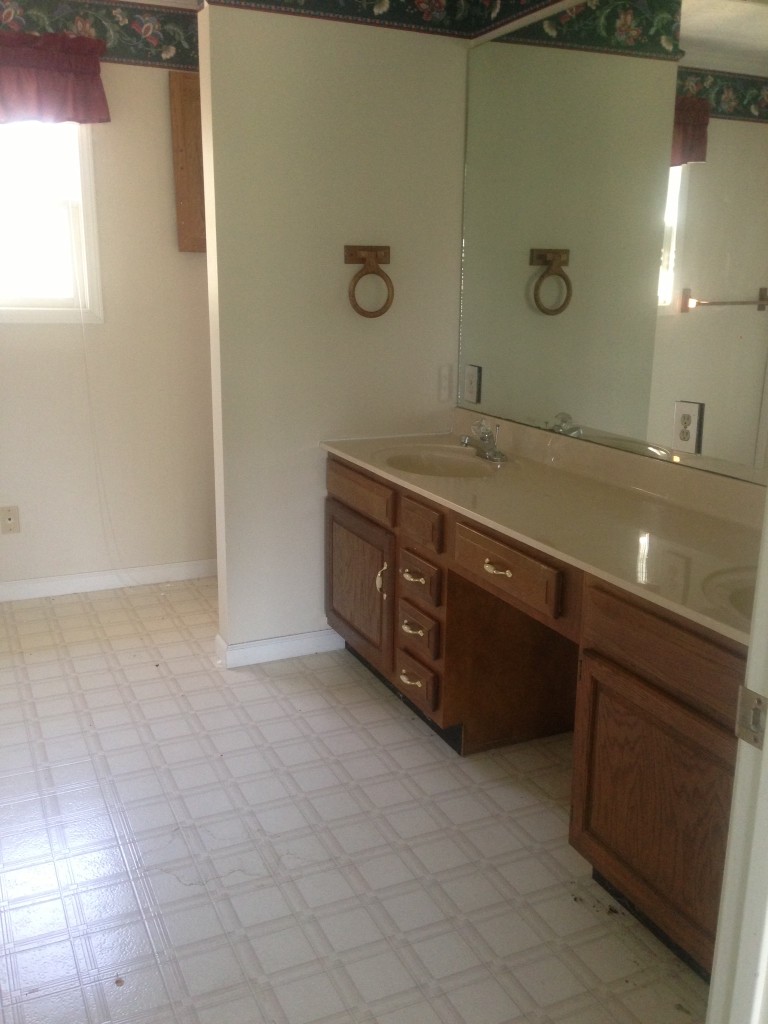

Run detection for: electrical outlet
[[1, 506, 20, 534], [463, 364, 482, 404], [673, 401, 704, 454]]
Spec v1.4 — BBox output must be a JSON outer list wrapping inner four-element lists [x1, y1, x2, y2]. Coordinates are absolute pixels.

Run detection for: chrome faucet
[[550, 412, 582, 437], [459, 420, 507, 462]]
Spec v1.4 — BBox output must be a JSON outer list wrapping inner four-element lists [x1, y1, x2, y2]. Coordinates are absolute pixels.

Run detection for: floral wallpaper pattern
[[678, 67, 768, 125], [0, 0, 198, 69], [498, 0, 682, 60], [1, 0, 767, 123], [208, 0, 566, 38]]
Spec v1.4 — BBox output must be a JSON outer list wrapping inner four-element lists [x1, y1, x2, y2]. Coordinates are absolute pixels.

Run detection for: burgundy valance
[[0, 31, 110, 124], [670, 95, 709, 166]]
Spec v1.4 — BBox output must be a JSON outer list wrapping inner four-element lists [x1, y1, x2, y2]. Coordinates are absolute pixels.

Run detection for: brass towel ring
[[345, 245, 394, 319], [530, 248, 572, 316]]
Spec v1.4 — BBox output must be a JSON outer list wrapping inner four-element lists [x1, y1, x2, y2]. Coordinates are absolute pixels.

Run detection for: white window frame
[[0, 122, 103, 325], [658, 163, 684, 309]]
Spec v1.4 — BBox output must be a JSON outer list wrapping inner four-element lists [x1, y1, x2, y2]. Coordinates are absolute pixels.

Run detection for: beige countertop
[[322, 432, 762, 647]]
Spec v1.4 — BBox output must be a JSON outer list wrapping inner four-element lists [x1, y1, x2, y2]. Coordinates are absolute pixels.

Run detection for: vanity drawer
[[326, 459, 395, 527], [398, 550, 442, 608], [394, 650, 439, 713], [400, 495, 444, 554], [453, 523, 561, 620], [582, 582, 745, 728], [397, 600, 440, 660]]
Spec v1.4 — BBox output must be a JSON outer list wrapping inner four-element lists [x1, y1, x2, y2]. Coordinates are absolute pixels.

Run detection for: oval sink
[[380, 445, 502, 478], [702, 568, 756, 622]]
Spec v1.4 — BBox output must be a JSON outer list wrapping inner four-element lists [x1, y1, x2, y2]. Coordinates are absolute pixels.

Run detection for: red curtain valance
[[0, 31, 110, 124], [670, 95, 709, 166]]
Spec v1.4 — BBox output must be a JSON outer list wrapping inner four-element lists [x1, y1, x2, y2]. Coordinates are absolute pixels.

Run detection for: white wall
[[648, 119, 768, 467], [0, 64, 215, 595], [198, 9, 466, 650], [460, 44, 677, 439]]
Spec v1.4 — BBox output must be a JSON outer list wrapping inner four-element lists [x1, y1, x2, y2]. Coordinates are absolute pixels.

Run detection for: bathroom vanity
[[322, 421, 762, 973]]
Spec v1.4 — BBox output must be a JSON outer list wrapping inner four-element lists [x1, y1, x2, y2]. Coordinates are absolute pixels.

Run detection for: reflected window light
[[637, 532, 650, 584], [658, 165, 683, 307]]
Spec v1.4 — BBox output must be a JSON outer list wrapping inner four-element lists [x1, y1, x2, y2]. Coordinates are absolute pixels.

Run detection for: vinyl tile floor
[[0, 578, 710, 1024]]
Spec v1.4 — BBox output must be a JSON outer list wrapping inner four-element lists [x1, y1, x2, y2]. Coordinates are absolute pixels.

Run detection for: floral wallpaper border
[[678, 67, 768, 124], [497, 0, 682, 61], [0, 0, 606, 52], [0, 0, 199, 69], [2, 0, 767, 113], [204, 0, 566, 39]]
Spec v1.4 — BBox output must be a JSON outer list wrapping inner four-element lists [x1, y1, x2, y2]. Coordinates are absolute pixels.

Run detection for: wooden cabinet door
[[169, 71, 206, 252], [325, 498, 395, 675], [571, 652, 736, 972]]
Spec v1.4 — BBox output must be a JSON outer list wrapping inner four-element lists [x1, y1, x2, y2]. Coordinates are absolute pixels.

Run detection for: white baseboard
[[215, 628, 345, 668], [0, 560, 217, 603]]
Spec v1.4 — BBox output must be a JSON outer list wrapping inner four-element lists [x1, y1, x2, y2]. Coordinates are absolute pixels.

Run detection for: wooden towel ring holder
[[530, 248, 572, 316], [345, 245, 394, 318]]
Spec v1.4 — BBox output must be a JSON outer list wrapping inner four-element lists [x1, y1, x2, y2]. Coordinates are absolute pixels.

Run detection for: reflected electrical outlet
[[463, 364, 482, 404], [674, 401, 704, 455]]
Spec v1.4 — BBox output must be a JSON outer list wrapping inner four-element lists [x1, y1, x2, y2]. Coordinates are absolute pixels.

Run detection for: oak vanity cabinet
[[325, 456, 581, 754], [325, 451, 751, 974], [325, 460, 395, 676], [571, 580, 745, 973], [394, 494, 447, 719], [444, 522, 582, 752]]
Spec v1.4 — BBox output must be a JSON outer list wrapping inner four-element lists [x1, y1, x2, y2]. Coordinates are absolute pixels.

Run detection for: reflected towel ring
[[530, 248, 572, 316], [345, 245, 394, 318]]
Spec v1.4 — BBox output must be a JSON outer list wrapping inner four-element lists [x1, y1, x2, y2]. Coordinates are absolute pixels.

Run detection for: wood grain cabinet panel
[[571, 651, 736, 972], [444, 571, 578, 753], [325, 498, 394, 676], [398, 549, 442, 608], [582, 581, 744, 729], [394, 650, 439, 713], [400, 495, 444, 553], [326, 459, 395, 527], [453, 522, 562, 620], [397, 599, 440, 659], [169, 71, 206, 253]]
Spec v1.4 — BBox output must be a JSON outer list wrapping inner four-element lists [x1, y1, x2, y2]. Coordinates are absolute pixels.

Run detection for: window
[[0, 121, 102, 323], [658, 164, 683, 308]]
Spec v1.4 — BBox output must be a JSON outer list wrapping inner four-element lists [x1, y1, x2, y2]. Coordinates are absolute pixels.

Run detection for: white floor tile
[[0, 579, 710, 1024]]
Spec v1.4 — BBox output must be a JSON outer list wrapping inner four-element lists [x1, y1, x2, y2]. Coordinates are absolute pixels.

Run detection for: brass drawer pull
[[399, 669, 423, 689], [401, 569, 427, 585], [375, 562, 388, 599], [401, 620, 425, 637], [483, 557, 513, 579]]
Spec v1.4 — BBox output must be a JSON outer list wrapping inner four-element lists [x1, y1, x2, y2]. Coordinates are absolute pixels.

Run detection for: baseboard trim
[[0, 560, 217, 603], [215, 628, 345, 668]]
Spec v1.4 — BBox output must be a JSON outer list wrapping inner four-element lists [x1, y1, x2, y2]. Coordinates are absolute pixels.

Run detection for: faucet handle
[[471, 418, 493, 440]]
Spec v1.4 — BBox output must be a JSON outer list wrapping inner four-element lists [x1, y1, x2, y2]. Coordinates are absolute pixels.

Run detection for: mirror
[[459, 10, 768, 482]]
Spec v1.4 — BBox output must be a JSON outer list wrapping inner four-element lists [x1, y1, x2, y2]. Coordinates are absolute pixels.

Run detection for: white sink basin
[[702, 568, 756, 622], [379, 444, 503, 478]]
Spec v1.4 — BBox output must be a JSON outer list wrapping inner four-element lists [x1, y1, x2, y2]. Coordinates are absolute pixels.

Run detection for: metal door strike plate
[[736, 686, 766, 750]]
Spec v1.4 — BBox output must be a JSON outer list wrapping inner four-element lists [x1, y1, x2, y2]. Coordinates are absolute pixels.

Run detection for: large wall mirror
[[458, 2, 768, 482]]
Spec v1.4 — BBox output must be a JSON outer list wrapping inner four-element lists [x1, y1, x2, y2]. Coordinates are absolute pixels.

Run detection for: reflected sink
[[380, 444, 502, 478], [702, 568, 756, 622], [728, 584, 755, 619]]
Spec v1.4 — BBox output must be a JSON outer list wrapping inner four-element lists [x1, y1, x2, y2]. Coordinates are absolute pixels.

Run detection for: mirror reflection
[[459, 8, 768, 481]]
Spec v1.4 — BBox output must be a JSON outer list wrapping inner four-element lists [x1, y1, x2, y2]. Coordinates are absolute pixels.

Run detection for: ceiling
[[679, 0, 768, 74]]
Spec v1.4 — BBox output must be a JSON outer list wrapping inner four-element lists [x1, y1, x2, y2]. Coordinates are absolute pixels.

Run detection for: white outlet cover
[[673, 401, 704, 454]]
